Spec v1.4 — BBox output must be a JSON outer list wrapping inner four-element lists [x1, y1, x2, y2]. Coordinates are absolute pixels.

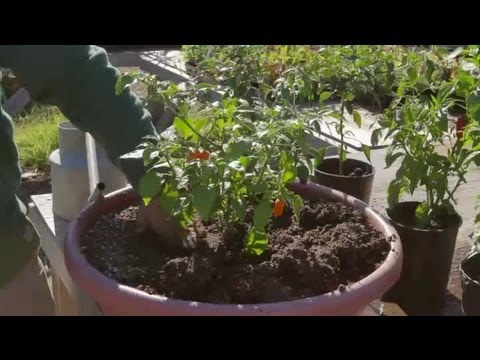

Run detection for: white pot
[[49, 122, 127, 220]]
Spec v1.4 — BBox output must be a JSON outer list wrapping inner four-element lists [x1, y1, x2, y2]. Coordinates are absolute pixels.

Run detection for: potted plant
[[375, 81, 480, 315], [312, 91, 374, 204], [460, 196, 480, 316], [63, 81, 402, 316]]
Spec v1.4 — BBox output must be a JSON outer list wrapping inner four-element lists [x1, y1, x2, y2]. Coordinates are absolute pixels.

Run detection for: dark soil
[[388, 202, 462, 230], [18, 167, 51, 204], [317, 158, 373, 178], [82, 201, 390, 304]]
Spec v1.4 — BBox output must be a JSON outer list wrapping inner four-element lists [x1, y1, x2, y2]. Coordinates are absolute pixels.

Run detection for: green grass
[[13, 105, 65, 171]]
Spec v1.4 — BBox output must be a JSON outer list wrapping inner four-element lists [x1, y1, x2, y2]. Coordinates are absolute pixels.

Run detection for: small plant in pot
[[376, 81, 480, 315], [460, 196, 480, 316], [63, 84, 402, 316], [312, 90, 374, 204]]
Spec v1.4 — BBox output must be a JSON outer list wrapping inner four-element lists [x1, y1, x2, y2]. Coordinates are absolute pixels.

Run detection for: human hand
[[136, 198, 194, 249]]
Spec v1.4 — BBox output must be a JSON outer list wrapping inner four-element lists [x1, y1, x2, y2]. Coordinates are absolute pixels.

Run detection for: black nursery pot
[[383, 202, 462, 315], [460, 251, 480, 316], [314, 157, 375, 204]]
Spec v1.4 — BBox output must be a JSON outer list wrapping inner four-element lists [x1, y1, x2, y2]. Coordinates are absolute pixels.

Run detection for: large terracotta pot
[[64, 183, 402, 316]]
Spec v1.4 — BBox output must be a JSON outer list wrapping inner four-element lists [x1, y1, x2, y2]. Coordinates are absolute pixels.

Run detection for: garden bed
[[19, 167, 51, 205]]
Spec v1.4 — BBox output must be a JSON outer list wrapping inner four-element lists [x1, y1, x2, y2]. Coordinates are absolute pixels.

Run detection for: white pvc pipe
[[85, 132, 100, 195]]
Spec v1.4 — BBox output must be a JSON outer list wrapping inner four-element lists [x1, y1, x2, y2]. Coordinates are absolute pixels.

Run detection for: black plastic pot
[[460, 251, 480, 316], [383, 202, 462, 315], [313, 157, 375, 204]]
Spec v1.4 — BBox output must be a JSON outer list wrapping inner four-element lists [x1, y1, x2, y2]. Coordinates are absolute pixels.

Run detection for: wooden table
[[29, 195, 102, 316]]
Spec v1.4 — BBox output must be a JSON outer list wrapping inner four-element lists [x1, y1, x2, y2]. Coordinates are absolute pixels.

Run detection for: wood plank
[[51, 271, 82, 316], [29, 195, 103, 316]]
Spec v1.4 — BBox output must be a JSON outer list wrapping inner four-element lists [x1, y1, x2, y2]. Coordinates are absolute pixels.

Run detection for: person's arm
[[0, 45, 157, 190]]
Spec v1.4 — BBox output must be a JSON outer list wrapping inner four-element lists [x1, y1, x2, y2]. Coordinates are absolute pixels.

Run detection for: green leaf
[[329, 111, 343, 120], [314, 147, 327, 167], [378, 116, 392, 128], [239, 156, 251, 168], [344, 93, 355, 102], [467, 91, 480, 121], [458, 72, 475, 92], [254, 200, 273, 229], [280, 151, 297, 185], [226, 139, 251, 160], [158, 184, 179, 216], [192, 117, 207, 134], [353, 110, 362, 128], [437, 110, 449, 132], [385, 152, 404, 168], [253, 182, 268, 194], [142, 148, 153, 167], [463, 150, 480, 166], [231, 198, 247, 220], [407, 66, 417, 81], [115, 73, 138, 95], [228, 160, 245, 172], [362, 144, 371, 162], [283, 191, 304, 223], [195, 82, 214, 89], [387, 177, 409, 208], [415, 202, 430, 228], [345, 101, 354, 115], [312, 119, 322, 135], [245, 229, 268, 256], [437, 82, 456, 103], [320, 91, 332, 101], [370, 128, 383, 147], [173, 117, 193, 139], [297, 164, 310, 182], [139, 172, 163, 206], [151, 162, 172, 175], [397, 83, 405, 97], [192, 185, 218, 218], [281, 167, 296, 185]]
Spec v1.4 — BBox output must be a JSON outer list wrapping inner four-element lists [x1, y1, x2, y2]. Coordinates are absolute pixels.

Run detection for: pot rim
[[64, 182, 402, 314], [315, 156, 376, 179], [460, 251, 480, 287], [58, 121, 78, 131], [386, 201, 463, 234]]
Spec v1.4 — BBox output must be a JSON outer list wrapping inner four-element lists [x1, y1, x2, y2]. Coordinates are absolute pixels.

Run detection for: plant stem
[[339, 100, 345, 175], [256, 138, 278, 187], [446, 178, 463, 203], [178, 116, 220, 150]]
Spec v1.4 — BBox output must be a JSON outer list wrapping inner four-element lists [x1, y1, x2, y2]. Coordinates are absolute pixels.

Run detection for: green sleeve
[[0, 45, 157, 284], [0, 45, 157, 191]]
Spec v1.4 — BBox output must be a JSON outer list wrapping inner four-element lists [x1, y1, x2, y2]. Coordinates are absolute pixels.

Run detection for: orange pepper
[[273, 199, 285, 217], [188, 150, 210, 161]]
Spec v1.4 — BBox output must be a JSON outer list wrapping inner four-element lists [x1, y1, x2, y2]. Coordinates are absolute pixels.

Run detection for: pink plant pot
[[64, 182, 402, 316]]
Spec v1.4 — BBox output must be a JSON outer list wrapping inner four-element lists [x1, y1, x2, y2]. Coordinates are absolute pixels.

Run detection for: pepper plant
[[117, 74, 323, 255], [374, 78, 480, 228], [472, 195, 480, 254]]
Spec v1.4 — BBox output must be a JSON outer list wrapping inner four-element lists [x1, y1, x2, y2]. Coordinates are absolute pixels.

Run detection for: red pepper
[[187, 150, 210, 161], [273, 199, 286, 217], [456, 114, 468, 140]]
